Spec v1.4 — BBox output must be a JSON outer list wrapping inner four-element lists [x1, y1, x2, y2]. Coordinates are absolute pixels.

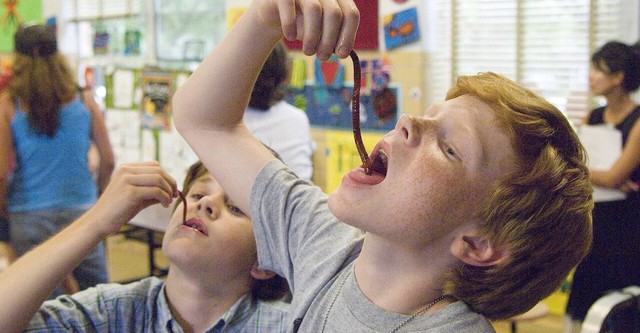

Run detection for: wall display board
[[286, 84, 399, 132]]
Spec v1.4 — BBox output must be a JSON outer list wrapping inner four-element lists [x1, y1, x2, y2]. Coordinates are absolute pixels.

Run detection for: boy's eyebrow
[[194, 175, 215, 186]]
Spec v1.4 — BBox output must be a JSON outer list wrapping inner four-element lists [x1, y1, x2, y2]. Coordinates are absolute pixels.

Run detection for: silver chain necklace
[[320, 270, 447, 333]]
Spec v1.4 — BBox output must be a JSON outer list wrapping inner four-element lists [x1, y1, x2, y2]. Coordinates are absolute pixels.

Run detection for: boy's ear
[[450, 233, 510, 267], [250, 262, 277, 280]]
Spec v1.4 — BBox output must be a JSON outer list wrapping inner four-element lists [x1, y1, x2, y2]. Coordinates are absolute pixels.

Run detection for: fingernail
[[337, 45, 349, 58]]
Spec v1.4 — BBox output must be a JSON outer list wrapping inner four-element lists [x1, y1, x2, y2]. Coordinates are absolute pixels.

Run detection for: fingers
[[109, 162, 178, 207], [334, 0, 360, 58], [619, 180, 640, 193], [278, 0, 298, 41], [298, 1, 323, 56], [290, 0, 360, 60]]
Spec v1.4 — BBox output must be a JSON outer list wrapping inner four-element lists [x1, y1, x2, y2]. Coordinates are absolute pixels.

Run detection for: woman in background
[[565, 40, 640, 331], [0, 24, 114, 297], [244, 42, 315, 181]]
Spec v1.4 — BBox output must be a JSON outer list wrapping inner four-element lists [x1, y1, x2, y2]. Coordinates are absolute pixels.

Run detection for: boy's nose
[[196, 197, 219, 220], [395, 114, 423, 147]]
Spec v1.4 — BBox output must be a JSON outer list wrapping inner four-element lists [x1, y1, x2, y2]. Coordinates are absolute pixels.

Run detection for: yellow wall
[[311, 129, 385, 193]]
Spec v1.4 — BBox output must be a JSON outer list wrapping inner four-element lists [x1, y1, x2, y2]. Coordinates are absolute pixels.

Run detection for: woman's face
[[589, 61, 623, 96]]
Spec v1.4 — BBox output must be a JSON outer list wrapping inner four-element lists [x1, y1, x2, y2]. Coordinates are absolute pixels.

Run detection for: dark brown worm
[[178, 190, 187, 223], [349, 50, 372, 175]]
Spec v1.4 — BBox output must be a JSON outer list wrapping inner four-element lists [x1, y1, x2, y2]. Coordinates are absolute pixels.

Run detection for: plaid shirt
[[26, 277, 290, 332]]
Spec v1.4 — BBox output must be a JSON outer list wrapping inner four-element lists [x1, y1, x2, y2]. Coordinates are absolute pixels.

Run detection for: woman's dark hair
[[248, 43, 288, 111], [591, 40, 640, 92]]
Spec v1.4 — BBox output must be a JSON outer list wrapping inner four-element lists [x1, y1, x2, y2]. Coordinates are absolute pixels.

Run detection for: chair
[[581, 285, 640, 333], [117, 224, 167, 279]]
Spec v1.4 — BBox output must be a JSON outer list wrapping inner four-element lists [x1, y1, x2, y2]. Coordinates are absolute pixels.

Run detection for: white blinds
[[454, 0, 517, 80], [69, 0, 142, 20], [425, 0, 453, 105], [428, 0, 627, 125], [519, 0, 591, 123]]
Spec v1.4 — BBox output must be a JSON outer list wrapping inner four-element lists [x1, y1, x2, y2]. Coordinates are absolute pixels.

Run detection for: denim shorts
[[10, 207, 109, 298]]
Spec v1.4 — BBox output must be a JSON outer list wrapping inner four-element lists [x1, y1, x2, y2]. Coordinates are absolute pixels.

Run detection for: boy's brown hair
[[179, 160, 290, 301], [442, 72, 593, 320]]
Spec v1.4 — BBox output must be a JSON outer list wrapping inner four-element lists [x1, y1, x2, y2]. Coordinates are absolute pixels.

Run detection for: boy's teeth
[[379, 150, 388, 170]]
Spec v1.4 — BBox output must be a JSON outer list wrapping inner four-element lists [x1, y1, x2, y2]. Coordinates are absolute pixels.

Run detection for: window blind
[[427, 0, 627, 125], [69, 0, 142, 21]]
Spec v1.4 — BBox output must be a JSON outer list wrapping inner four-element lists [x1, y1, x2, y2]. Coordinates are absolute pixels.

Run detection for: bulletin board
[[104, 67, 197, 188], [0, 0, 43, 52], [285, 84, 398, 132]]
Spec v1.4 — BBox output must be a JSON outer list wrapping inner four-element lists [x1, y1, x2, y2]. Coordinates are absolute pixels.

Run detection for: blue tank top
[[8, 97, 97, 212]]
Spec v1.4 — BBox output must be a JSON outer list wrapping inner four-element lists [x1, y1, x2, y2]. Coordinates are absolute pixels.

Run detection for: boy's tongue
[[350, 167, 385, 185]]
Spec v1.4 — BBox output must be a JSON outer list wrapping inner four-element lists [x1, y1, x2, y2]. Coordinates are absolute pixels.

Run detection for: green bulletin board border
[[0, 0, 44, 53]]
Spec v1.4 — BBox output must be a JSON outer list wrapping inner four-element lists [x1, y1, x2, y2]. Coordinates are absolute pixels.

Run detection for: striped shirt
[[26, 277, 290, 332]]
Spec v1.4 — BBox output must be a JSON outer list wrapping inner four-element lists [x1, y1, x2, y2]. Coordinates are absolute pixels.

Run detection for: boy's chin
[[327, 194, 361, 226]]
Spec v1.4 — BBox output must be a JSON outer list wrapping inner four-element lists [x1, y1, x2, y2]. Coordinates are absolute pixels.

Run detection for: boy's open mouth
[[370, 148, 388, 176], [183, 218, 208, 236]]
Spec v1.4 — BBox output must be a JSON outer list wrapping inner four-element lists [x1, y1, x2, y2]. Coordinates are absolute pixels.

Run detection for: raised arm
[[83, 89, 115, 195], [173, 0, 359, 214], [0, 93, 16, 260], [0, 162, 177, 333]]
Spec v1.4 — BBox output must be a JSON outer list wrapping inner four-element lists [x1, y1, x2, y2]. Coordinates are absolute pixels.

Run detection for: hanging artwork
[[315, 55, 345, 89], [285, 84, 399, 131], [289, 57, 307, 90], [0, 0, 43, 52], [140, 70, 174, 132], [383, 7, 421, 50]]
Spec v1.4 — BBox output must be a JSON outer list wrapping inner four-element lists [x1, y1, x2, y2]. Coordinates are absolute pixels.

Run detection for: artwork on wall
[[285, 84, 398, 132], [106, 68, 140, 110], [140, 70, 174, 132], [0, 0, 43, 52], [383, 7, 420, 49], [315, 55, 345, 89], [288, 54, 398, 132]]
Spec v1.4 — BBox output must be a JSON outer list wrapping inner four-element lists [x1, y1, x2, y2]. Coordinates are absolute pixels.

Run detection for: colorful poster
[[0, 0, 43, 52], [285, 84, 399, 132], [140, 71, 174, 132], [383, 7, 421, 50]]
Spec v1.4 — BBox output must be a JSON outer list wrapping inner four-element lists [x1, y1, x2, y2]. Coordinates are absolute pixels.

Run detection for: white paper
[[577, 125, 626, 202], [112, 69, 135, 109]]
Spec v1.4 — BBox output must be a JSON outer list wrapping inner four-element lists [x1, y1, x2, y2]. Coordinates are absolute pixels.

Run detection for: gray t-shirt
[[251, 160, 495, 332]]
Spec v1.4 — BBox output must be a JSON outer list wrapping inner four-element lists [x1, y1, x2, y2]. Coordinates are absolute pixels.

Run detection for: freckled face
[[162, 173, 256, 273], [328, 95, 516, 246]]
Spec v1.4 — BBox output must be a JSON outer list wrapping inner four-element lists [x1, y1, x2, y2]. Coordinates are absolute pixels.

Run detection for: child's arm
[[0, 162, 177, 333], [83, 88, 115, 195], [173, 0, 359, 214]]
